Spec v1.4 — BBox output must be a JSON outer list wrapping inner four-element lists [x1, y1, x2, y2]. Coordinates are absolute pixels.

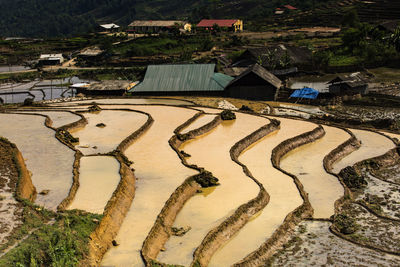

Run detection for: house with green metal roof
[[129, 64, 234, 96], [129, 63, 282, 100]]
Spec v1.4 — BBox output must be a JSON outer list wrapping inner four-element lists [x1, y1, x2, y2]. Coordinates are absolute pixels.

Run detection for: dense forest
[[0, 0, 335, 37]]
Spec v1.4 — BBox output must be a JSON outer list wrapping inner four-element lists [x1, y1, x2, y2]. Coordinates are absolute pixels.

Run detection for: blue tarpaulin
[[290, 87, 319, 99]]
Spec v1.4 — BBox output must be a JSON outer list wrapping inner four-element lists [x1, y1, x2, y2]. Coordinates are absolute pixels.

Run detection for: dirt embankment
[[191, 120, 280, 267], [0, 138, 36, 201], [234, 125, 325, 266], [81, 110, 154, 266], [83, 154, 136, 266], [328, 132, 400, 256], [141, 112, 222, 265], [323, 128, 361, 211]]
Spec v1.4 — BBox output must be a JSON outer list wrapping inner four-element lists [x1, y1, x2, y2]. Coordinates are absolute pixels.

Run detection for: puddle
[[68, 156, 120, 214], [0, 114, 74, 210], [101, 105, 197, 267], [16, 111, 81, 128], [180, 114, 217, 134], [158, 112, 266, 266], [280, 125, 347, 218], [70, 110, 148, 155], [332, 130, 396, 173], [208, 118, 315, 266]]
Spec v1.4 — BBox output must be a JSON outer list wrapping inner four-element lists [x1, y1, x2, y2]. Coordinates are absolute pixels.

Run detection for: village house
[[130, 63, 282, 100], [127, 20, 191, 33], [196, 19, 243, 32], [225, 64, 282, 100], [130, 64, 233, 96], [38, 54, 64, 66], [328, 75, 369, 96], [72, 80, 137, 96]]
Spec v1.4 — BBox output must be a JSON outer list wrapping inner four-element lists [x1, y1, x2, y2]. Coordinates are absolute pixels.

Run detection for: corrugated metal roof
[[197, 19, 238, 27], [227, 64, 282, 89], [100, 23, 120, 29], [128, 20, 187, 27], [131, 64, 233, 92]]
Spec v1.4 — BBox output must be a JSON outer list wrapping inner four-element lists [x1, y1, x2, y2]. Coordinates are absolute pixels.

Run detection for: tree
[[391, 26, 400, 52], [341, 9, 360, 28]]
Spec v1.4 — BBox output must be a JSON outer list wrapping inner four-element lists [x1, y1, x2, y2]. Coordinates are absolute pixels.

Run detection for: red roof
[[284, 5, 297, 10], [276, 8, 282, 10], [197, 19, 238, 28]]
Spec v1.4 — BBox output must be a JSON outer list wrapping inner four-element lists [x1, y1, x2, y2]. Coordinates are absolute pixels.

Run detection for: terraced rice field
[[0, 97, 399, 267]]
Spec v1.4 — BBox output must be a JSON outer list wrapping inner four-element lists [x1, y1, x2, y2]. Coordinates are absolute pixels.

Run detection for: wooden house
[[328, 76, 368, 96], [225, 64, 282, 100], [128, 20, 191, 33]]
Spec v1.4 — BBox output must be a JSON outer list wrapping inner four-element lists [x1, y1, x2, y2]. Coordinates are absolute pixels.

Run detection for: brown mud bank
[[234, 126, 325, 266], [0, 138, 36, 202], [141, 112, 222, 265], [80, 109, 154, 266], [191, 120, 280, 267]]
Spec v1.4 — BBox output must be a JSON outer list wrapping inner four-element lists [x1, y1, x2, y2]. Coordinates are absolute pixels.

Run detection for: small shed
[[328, 75, 368, 96], [75, 80, 136, 96], [38, 54, 64, 66], [99, 23, 120, 32], [130, 64, 233, 96], [225, 64, 282, 100]]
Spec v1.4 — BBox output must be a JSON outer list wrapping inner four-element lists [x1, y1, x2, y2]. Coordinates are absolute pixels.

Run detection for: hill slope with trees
[[0, 0, 335, 37]]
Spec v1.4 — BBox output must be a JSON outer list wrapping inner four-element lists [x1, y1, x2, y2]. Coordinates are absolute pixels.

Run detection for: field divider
[[233, 125, 325, 266], [141, 110, 224, 266], [190, 118, 280, 267]]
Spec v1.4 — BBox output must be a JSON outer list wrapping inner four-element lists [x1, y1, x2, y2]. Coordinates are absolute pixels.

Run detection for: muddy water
[[194, 107, 223, 114], [181, 114, 217, 134], [280, 125, 348, 218], [208, 118, 316, 266], [17, 111, 81, 128], [380, 131, 400, 142], [101, 105, 197, 267], [157, 112, 267, 266], [70, 110, 148, 155], [68, 156, 120, 214], [332, 129, 396, 173], [0, 114, 74, 210], [50, 98, 193, 106]]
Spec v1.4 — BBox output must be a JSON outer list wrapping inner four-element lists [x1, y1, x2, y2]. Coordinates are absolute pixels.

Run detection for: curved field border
[[141, 110, 223, 265], [323, 129, 400, 256], [191, 119, 280, 267], [78, 107, 154, 266], [233, 125, 325, 266], [1, 110, 85, 208], [0, 137, 36, 201]]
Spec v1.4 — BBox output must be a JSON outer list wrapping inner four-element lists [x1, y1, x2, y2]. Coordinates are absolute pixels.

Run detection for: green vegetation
[[0, 0, 337, 37], [192, 171, 220, 188], [339, 166, 368, 190], [0, 200, 101, 266], [333, 213, 359, 234], [313, 10, 400, 69]]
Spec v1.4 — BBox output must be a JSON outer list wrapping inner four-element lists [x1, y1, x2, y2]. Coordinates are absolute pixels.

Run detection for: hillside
[[0, 0, 335, 37]]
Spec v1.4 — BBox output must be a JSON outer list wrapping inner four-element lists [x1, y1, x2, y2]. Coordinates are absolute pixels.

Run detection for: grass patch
[[329, 55, 358, 67], [0, 200, 101, 266]]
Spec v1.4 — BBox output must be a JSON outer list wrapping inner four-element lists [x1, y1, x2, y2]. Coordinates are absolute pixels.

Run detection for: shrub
[[333, 213, 359, 234], [220, 110, 236, 120], [339, 166, 367, 190]]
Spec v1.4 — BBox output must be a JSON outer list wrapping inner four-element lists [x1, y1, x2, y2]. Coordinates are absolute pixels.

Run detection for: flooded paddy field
[[16, 110, 81, 128], [280, 125, 348, 218], [332, 129, 396, 173], [68, 156, 120, 214], [158, 112, 267, 266], [0, 96, 399, 267], [101, 105, 198, 267], [207, 118, 316, 266], [70, 109, 148, 155], [0, 114, 74, 210]]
